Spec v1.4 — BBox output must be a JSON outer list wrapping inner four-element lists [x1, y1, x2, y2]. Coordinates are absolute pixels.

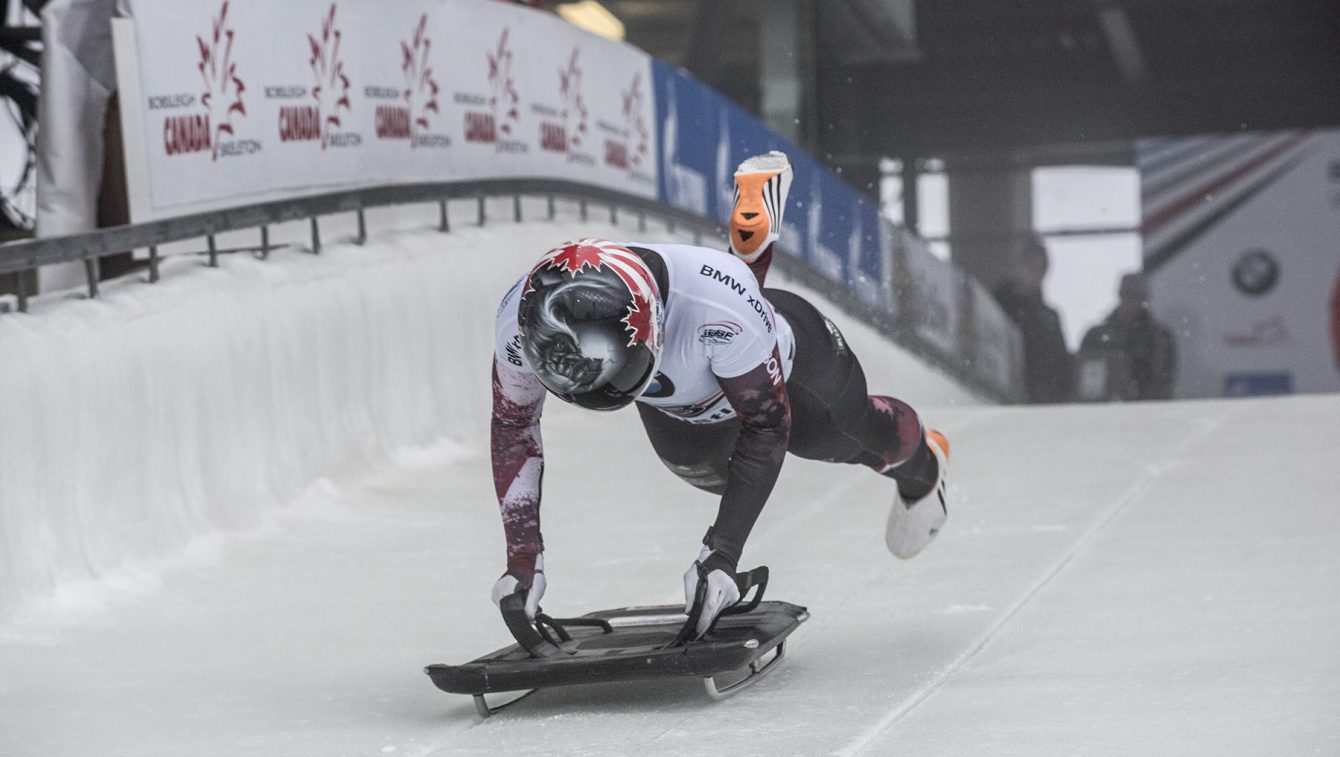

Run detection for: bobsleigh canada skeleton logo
[[157, 0, 253, 161], [535, 48, 595, 166], [559, 50, 589, 154], [600, 72, 650, 177], [457, 29, 525, 153], [401, 16, 444, 146], [306, 5, 352, 147], [267, 4, 356, 150], [366, 15, 447, 149]]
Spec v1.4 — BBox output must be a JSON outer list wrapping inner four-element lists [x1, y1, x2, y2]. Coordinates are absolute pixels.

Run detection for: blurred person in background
[[992, 237, 1075, 403], [1330, 266, 1339, 374], [1076, 272, 1177, 401]]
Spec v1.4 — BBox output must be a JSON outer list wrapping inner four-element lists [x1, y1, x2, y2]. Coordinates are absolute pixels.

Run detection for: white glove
[[682, 545, 740, 639], [491, 553, 546, 620]]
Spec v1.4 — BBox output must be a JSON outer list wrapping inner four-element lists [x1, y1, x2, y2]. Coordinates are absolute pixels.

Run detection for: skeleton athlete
[[490, 153, 951, 636]]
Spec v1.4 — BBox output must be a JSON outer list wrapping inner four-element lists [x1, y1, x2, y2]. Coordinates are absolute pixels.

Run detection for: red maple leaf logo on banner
[[547, 242, 604, 274], [308, 3, 351, 149], [196, 0, 247, 160], [621, 72, 649, 167], [401, 14, 440, 140], [558, 48, 588, 148], [488, 28, 520, 137], [622, 292, 655, 347]]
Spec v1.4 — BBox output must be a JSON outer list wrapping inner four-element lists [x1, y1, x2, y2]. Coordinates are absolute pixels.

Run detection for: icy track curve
[[2, 202, 1338, 755]]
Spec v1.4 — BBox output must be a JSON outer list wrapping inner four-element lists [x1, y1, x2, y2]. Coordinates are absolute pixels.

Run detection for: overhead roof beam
[[1094, 1, 1146, 83], [833, 0, 920, 63], [682, 0, 730, 86]]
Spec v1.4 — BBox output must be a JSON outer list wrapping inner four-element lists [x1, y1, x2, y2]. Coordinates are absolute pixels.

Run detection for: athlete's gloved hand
[[491, 552, 545, 620], [682, 545, 740, 638]]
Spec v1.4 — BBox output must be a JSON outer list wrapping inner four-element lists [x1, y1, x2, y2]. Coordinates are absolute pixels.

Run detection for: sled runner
[[425, 567, 808, 717]]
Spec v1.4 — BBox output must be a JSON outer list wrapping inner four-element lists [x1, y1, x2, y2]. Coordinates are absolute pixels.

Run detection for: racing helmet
[[517, 239, 664, 411]]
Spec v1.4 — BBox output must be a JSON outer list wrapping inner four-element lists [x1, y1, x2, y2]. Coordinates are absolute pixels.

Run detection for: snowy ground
[[2, 394, 1337, 756], [2, 214, 1337, 755]]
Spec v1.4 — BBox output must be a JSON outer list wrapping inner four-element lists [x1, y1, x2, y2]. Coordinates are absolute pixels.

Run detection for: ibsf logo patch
[[698, 321, 742, 346]]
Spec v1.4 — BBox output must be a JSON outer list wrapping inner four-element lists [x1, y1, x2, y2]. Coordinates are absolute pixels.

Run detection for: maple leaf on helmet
[[622, 293, 655, 347], [546, 242, 606, 275]]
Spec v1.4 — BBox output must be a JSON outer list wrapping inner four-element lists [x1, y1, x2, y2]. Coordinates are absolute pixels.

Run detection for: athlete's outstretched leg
[[850, 395, 941, 502], [766, 287, 949, 558], [766, 290, 934, 482]]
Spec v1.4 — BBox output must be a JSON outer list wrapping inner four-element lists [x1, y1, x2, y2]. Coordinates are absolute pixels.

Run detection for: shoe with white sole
[[885, 430, 949, 559]]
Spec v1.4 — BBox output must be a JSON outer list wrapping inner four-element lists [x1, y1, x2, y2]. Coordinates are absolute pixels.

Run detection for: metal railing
[[0, 178, 723, 309], [0, 178, 1017, 401]]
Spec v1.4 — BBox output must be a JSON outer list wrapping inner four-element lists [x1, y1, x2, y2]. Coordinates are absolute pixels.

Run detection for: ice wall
[[0, 202, 980, 620]]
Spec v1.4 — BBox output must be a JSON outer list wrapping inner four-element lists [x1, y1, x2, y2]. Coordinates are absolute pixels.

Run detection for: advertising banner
[[1139, 129, 1340, 397], [106, 0, 1018, 398], [900, 238, 961, 359], [116, 0, 657, 220]]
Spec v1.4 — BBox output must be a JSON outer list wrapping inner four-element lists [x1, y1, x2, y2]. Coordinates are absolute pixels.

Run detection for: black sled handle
[[723, 566, 769, 616], [670, 565, 769, 647], [499, 591, 564, 658]]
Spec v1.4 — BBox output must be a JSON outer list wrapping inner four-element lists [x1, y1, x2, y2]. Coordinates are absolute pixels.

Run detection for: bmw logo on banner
[[1231, 249, 1281, 296]]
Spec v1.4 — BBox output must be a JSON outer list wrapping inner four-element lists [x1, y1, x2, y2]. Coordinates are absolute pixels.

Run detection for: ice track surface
[[2, 214, 1339, 756]]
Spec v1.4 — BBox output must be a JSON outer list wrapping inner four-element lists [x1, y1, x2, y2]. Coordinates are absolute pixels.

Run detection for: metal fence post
[[356, 208, 367, 245], [148, 245, 160, 282], [84, 258, 100, 299], [514, 194, 522, 223], [638, 211, 646, 233], [260, 226, 270, 260], [610, 204, 618, 225], [477, 194, 486, 226], [207, 234, 218, 267], [16, 269, 28, 312], [580, 198, 588, 222], [439, 200, 450, 232], [547, 195, 555, 220], [310, 216, 321, 255]]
